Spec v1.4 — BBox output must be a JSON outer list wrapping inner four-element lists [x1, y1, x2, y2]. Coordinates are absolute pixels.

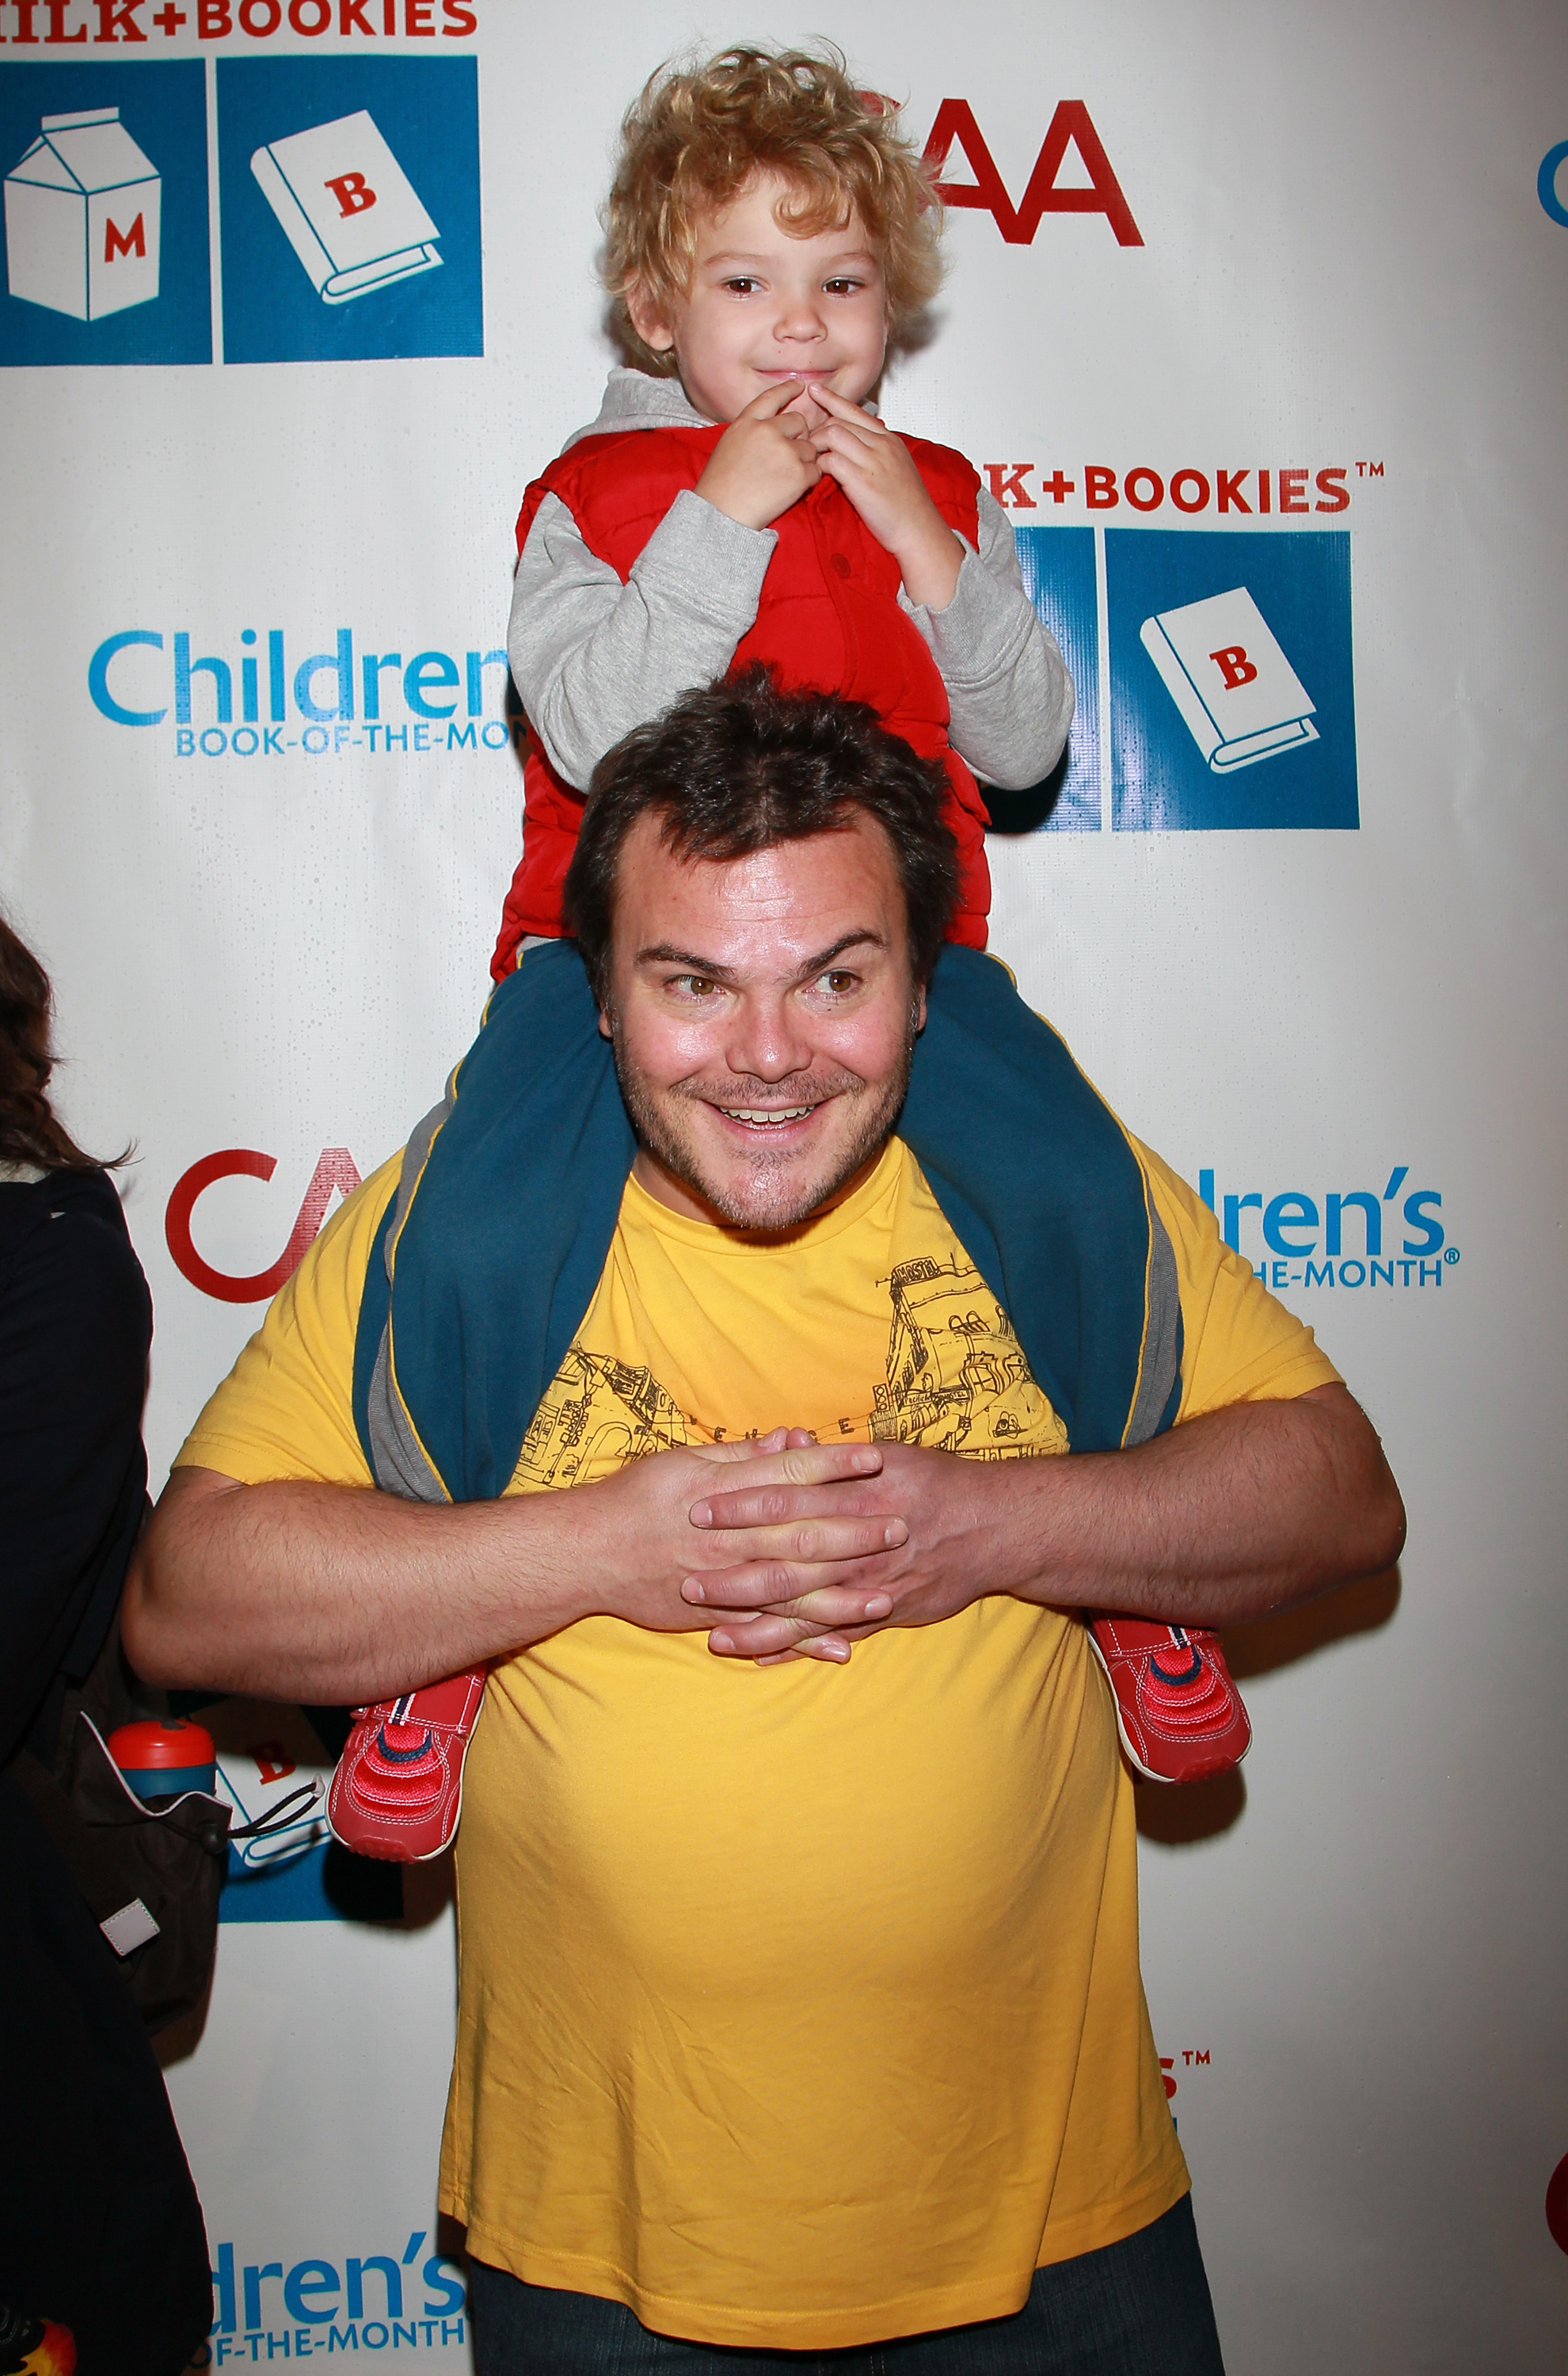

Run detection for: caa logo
[[167, 1146, 362, 1302], [923, 99, 1142, 247], [204, 2235, 466, 2366], [1199, 1167, 1455, 1294]]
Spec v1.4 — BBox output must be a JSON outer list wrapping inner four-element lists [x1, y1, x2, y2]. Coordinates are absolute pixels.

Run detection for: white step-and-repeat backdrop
[[3, 2, 1566, 2366]]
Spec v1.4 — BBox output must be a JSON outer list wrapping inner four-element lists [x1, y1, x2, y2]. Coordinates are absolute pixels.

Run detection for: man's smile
[[714, 1101, 820, 1126]]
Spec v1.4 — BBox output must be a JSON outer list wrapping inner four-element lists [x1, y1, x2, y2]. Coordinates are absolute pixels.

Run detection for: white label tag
[[101, 1897, 160, 1956]]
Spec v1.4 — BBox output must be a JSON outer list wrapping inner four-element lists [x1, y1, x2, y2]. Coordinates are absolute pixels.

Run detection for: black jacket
[[0, 1168, 211, 2375]]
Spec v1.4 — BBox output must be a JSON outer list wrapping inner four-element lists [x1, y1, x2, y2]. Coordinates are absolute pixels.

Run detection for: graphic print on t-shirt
[[516, 1241, 1066, 1485]]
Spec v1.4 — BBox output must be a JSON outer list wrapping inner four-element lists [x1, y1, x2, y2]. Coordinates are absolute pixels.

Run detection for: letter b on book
[[1140, 588, 1317, 773], [251, 111, 440, 306]]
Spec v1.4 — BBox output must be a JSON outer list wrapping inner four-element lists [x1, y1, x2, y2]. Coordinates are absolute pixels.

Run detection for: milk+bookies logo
[[89, 621, 513, 756], [1010, 524, 1357, 834], [0, 52, 480, 364]]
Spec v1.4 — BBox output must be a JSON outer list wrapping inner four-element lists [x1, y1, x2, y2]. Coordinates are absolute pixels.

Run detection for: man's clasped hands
[[575, 1425, 1014, 1667]]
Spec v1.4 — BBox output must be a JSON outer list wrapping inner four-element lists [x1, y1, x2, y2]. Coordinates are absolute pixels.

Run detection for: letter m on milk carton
[[6, 109, 160, 321]]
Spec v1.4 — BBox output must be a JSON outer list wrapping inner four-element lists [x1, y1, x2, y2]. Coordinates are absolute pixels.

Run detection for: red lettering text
[[93, 0, 144, 35], [1278, 466, 1310, 514], [326, 169, 376, 216], [165, 1147, 363, 1304], [1084, 465, 1118, 508], [238, 0, 280, 29], [1125, 466, 1163, 512], [1258, 469, 1271, 513], [1216, 467, 1251, 514], [923, 98, 1142, 247], [984, 463, 1037, 508], [1170, 467, 1209, 513], [197, 0, 230, 29], [288, 0, 329, 25], [1210, 645, 1258, 691], [11, 4, 42, 43], [339, 0, 372, 25], [44, 2, 87, 39], [249, 1742, 297, 1788], [104, 212, 145, 260], [441, 0, 474, 25], [1315, 466, 1349, 512], [404, 0, 432, 26]]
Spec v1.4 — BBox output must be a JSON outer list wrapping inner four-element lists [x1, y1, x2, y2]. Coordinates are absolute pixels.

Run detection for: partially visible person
[[0, 916, 211, 2376]]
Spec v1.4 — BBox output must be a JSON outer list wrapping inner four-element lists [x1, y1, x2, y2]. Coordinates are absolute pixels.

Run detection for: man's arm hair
[[121, 1438, 904, 1704]]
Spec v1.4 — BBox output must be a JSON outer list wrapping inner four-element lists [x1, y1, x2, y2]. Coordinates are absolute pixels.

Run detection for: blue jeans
[[469, 2195, 1224, 2374]]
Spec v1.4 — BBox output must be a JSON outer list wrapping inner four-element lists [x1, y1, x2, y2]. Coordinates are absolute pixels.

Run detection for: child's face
[[630, 172, 890, 426]]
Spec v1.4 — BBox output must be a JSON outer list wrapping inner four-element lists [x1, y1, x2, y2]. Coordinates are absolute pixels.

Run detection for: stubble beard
[[611, 1022, 918, 1232]]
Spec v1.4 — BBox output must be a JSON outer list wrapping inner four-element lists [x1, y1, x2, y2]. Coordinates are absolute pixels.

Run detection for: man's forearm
[[990, 1388, 1405, 1625], [124, 1437, 902, 1701], [124, 1468, 599, 1704]]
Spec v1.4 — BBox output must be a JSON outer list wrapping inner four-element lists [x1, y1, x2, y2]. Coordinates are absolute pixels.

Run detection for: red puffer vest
[[490, 424, 991, 979]]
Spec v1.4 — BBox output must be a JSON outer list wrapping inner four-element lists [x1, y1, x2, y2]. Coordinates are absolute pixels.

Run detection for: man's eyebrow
[[634, 944, 740, 980], [795, 930, 887, 977], [633, 930, 887, 981]]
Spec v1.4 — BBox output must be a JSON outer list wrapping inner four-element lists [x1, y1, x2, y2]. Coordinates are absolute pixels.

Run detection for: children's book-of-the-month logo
[[218, 55, 480, 360], [0, 59, 210, 364], [204, 2234, 467, 2366], [0, 55, 478, 364]]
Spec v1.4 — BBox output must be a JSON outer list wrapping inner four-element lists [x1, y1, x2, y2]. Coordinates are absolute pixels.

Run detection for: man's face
[[629, 170, 890, 431], [600, 811, 925, 1231]]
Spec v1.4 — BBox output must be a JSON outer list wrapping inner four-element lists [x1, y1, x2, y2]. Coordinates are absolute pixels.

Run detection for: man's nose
[[725, 995, 813, 1081]]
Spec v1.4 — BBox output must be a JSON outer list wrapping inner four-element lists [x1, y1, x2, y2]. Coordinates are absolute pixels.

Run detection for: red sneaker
[[326, 1668, 486, 1861], [1087, 1616, 1250, 1784]]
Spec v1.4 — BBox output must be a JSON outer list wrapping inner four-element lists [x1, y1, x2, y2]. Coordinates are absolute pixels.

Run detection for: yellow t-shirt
[[178, 1134, 1338, 2351]]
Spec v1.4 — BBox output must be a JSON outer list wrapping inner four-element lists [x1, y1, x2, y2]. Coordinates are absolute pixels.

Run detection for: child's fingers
[[812, 386, 885, 430], [736, 379, 807, 421]]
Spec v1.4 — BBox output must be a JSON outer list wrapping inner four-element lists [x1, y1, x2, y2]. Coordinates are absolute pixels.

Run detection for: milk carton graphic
[[1140, 586, 1319, 773], [249, 109, 441, 305], [5, 108, 161, 321]]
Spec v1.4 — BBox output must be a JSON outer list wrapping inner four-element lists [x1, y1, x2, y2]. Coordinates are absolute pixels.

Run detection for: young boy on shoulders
[[327, 48, 1250, 1864], [493, 43, 1068, 969]]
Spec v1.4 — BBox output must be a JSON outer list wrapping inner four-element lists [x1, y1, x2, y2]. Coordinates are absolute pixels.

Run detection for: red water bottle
[[106, 1719, 216, 1807]]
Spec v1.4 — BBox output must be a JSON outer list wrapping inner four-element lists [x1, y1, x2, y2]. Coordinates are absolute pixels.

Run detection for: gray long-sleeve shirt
[[508, 369, 1073, 794]]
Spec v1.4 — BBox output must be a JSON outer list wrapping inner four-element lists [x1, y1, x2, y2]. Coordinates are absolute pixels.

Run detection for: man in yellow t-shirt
[[127, 678, 1403, 2375]]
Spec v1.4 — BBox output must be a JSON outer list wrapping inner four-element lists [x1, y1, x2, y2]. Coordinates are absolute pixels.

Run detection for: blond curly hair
[[603, 45, 944, 373]]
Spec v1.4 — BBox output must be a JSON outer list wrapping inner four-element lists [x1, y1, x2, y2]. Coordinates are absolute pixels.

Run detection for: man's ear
[[626, 282, 676, 354], [913, 982, 927, 1034], [598, 1006, 613, 1041]]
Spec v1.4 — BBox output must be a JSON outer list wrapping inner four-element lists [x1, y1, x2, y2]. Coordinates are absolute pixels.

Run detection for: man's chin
[[663, 1133, 867, 1232]]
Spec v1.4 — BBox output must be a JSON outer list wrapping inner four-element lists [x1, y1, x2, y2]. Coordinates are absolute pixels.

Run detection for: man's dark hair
[[563, 667, 959, 1000]]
